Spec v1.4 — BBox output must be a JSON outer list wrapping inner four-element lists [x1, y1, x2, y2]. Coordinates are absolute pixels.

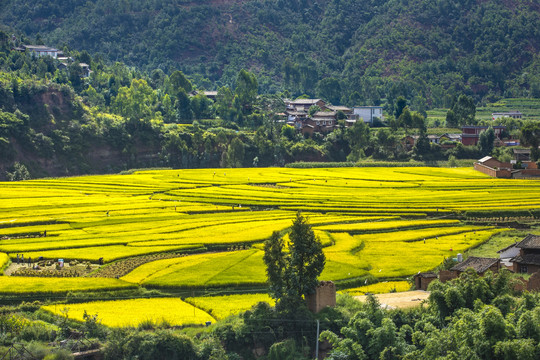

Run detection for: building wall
[[306, 281, 336, 313], [439, 270, 458, 283], [474, 163, 512, 178], [414, 275, 436, 291], [513, 262, 540, 274], [527, 272, 540, 291], [353, 107, 383, 124], [462, 136, 478, 146]]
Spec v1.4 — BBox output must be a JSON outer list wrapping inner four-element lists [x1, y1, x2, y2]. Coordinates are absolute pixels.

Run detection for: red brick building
[[462, 125, 506, 146]]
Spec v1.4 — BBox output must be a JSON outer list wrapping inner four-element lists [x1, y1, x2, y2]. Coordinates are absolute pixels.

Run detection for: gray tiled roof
[[450, 256, 499, 273], [516, 234, 540, 249], [511, 254, 540, 266]]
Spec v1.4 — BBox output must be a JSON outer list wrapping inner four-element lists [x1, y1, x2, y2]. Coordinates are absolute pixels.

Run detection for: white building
[[497, 243, 520, 267], [492, 111, 522, 120], [353, 106, 384, 124], [22, 45, 59, 58]]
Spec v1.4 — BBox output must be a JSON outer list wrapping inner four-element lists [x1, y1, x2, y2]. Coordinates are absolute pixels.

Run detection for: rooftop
[[511, 254, 540, 266], [478, 156, 493, 163], [492, 111, 522, 115], [497, 243, 518, 253], [23, 45, 58, 52], [450, 256, 499, 273], [289, 99, 323, 105], [516, 234, 540, 250], [312, 111, 336, 118], [327, 105, 352, 112]]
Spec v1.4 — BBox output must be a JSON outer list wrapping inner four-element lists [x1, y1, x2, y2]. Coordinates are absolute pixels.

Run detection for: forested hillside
[[1, 0, 539, 109]]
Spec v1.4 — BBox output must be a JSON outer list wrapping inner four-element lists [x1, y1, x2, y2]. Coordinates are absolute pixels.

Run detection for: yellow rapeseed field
[[1, 167, 538, 293], [42, 298, 215, 327], [185, 293, 275, 320], [342, 281, 412, 295]]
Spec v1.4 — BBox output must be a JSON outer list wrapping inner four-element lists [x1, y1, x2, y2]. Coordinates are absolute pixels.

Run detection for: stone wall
[[528, 272, 540, 291], [306, 281, 336, 313], [438, 270, 458, 283]]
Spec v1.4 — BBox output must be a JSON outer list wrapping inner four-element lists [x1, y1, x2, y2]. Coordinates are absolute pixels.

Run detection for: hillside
[[1, 0, 539, 108]]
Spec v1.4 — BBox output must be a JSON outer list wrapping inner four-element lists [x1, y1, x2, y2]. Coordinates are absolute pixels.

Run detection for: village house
[[402, 135, 416, 151], [461, 125, 507, 146], [327, 105, 353, 118], [497, 242, 521, 268], [439, 133, 461, 144], [19, 45, 59, 58], [492, 111, 523, 120], [414, 272, 438, 291], [415, 235, 540, 291], [352, 106, 384, 125], [474, 156, 513, 178], [513, 148, 531, 162], [474, 155, 540, 178], [286, 98, 327, 112], [403, 133, 461, 151], [202, 91, 218, 101], [511, 234, 540, 274], [435, 256, 501, 284], [79, 63, 92, 78], [302, 111, 337, 135], [449, 256, 500, 277]]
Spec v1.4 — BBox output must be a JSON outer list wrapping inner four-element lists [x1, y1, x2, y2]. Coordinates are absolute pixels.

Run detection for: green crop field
[[1, 167, 540, 300], [427, 98, 540, 124]]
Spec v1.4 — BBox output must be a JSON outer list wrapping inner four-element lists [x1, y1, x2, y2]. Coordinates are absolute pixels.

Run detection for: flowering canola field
[[1, 167, 539, 296], [42, 298, 215, 327]]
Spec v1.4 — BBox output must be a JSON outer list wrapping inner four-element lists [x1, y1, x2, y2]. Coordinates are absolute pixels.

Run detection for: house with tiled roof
[[286, 99, 326, 112], [511, 234, 540, 274], [302, 111, 338, 135], [449, 256, 500, 275]]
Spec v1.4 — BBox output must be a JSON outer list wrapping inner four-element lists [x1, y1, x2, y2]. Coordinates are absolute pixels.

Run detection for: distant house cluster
[[14, 44, 92, 77], [402, 125, 510, 151], [282, 99, 384, 136], [474, 154, 539, 178], [415, 234, 540, 292]]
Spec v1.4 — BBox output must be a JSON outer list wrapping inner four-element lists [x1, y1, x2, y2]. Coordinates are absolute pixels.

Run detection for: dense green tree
[[215, 86, 241, 124], [345, 120, 370, 162], [520, 122, 540, 161], [167, 70, 192, 96], [263, 212, 325, 311], [413, 131, 432, 160], [221, 137, 245, 168], [234, 69, 258, 114], [190, 93, 213, 120], [445, 109, 458, 128], [394, 96, 407, 118], [449, 94, 476, 126], [399, 107, 413, 131], [317, 77, 341, 104], [479, 127, 495, 156], [6, 162, 30, 181], [174, 89, 193, 123], [112, 79, 157, 121]]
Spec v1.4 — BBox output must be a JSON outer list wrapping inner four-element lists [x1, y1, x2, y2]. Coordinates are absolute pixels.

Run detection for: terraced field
[[1, 167, 539, 304]]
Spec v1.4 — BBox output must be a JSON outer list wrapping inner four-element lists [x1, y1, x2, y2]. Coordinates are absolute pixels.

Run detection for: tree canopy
[[263, 212, 325, 311]]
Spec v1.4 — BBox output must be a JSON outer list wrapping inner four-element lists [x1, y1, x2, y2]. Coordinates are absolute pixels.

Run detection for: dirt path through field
[[354, 290, 430, 309]]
